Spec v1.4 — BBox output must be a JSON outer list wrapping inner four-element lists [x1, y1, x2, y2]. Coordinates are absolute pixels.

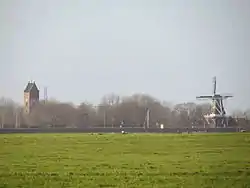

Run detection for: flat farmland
[[0, 133, 250, 188]]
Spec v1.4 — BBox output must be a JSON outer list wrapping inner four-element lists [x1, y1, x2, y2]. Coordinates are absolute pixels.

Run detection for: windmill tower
[[196, 77, 233, 128]]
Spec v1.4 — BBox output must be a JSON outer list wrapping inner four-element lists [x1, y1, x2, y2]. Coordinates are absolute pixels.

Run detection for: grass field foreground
[[0, 133, 250, 188]]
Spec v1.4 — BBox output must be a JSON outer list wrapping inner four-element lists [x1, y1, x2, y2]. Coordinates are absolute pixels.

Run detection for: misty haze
[[0, 1, 250, 188]]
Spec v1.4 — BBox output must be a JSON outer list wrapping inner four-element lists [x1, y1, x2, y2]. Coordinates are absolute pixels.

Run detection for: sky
[[0, 0, 250, 112]]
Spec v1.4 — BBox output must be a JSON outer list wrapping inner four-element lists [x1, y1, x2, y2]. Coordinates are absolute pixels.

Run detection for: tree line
[[0, 94, 250, 128]]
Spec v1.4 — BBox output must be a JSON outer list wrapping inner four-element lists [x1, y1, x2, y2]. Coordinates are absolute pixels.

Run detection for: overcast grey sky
[[0, 0, 250, 112]]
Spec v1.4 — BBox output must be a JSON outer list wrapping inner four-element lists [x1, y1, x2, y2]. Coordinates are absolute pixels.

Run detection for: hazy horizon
[[1, 0, 250, 113]]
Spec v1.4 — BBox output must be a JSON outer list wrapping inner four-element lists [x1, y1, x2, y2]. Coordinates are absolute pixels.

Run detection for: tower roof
[[24, 81, 39, 92]]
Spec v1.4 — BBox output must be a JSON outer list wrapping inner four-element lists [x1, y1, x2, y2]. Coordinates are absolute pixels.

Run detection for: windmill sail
[[196, 76, 233, 128]]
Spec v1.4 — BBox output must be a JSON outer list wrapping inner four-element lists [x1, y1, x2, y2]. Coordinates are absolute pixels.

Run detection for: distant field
[[0, 133, 250, 188]]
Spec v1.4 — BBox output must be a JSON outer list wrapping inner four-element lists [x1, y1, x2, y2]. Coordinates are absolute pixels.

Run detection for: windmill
[[196, 77, 233, 128]]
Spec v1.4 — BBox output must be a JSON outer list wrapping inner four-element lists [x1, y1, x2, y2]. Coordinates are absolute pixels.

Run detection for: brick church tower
[[24, 81, 39, 114]]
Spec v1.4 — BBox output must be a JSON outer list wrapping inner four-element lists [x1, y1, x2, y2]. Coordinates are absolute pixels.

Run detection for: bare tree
[[0, 97, 19, 128], [1, 93, 248, 129], [75, 102, 96, 127]]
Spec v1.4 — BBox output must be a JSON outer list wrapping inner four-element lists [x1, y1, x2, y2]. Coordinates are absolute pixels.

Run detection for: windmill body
[[196, 77, 233, 128]]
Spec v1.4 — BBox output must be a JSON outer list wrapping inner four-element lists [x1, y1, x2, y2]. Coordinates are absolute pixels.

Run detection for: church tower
[[24, 81, 39, 114]]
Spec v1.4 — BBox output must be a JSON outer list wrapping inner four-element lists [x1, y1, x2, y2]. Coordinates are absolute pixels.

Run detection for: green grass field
[[0, 133, 250, 188]]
